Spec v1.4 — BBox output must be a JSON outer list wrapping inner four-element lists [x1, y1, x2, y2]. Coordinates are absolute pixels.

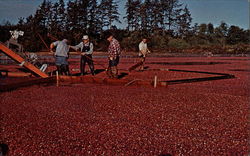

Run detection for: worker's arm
[[70, 42, 82, 51], [147, 49, 151, 54], [50, 43, 55, 53]]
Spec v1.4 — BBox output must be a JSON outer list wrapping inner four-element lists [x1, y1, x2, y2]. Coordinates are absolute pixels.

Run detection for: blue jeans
[[55, 56, 68, 66]]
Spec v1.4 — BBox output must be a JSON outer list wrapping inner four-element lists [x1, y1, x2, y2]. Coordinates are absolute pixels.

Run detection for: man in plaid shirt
[[106, 33, 121, 78]]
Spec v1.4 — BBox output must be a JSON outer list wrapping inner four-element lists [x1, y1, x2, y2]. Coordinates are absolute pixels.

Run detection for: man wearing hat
[[50, 39, 70, 75], [106, 33, 121, 78], [71, 35, 95, 76]]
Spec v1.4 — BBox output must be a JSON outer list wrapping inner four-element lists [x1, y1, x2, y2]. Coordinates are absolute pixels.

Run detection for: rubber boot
[[63, 65, 70, 76], [56, 65, 62, 75], [91, 69, 95, 76], [80, 56, 86, 75], [61, 65, 67, 75], [89, 64, 95, 76], [111, 66, 118, 78], [66, 65, 70, 76]]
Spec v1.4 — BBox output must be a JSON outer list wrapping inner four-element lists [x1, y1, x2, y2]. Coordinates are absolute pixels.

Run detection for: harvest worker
[[50, 39, 70, 75], [138, 37, 150, 71], [71, 35, 95, 76], [106, 32, 121, 78]]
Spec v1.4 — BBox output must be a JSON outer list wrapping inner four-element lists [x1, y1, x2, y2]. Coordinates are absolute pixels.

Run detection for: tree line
[[0, 0, 249, 53]]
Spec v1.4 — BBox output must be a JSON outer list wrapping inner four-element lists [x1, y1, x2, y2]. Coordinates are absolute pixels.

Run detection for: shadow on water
[[118, 72, 128, 79], [230, 69, 250, 72], [70, 69, 106, 76], [161, 69, 236, 85], [95, 69, 106, 74]]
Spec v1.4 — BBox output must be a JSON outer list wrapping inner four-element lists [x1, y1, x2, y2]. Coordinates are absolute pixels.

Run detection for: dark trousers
[[80, 54, 95, 75], [107, 56, 119, 78], [108, 56, 120, 67], [140, 56, 145, 70], [56, 65, 70, 75]]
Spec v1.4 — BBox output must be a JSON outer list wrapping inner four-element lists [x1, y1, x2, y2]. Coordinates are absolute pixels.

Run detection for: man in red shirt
[[106, 33, 121, 78]]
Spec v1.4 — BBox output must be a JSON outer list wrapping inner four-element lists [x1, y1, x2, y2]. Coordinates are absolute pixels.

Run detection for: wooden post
[[154, 75, 157, 88], [56, 71, 59, 87]]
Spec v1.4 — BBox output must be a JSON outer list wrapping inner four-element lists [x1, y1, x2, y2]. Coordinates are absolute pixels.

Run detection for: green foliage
[[121, 31, 142, 51], [168, 38, 190, 49], [150, 34, 169, 49], [227, 26, 248, 45], [0, 0, 249, 54]]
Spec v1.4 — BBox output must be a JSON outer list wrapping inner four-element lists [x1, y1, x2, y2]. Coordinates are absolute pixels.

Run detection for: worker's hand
[[50, 49, 54, 54], [69, 46, 76, 50], [109, 57, 113, 60], [147, 50, 151, 54], [81, 53, 86, 56]]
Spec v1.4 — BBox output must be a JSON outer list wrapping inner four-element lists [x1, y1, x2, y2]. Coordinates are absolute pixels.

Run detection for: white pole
[[154, 75, 157, 88], [56, 71, 59, 87]]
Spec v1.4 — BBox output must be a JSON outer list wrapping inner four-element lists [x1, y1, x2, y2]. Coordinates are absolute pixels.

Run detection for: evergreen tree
[[78, 0, 89, 29], [87, 0, 102, 34], [50, 2, 60, 33], [139, 1, 148, 31], [161, 0, 182, 31], [124, 0, 141, 31], [151, 0, 164, 31], [198, 23, 207, 35], [124, 0, 133, 31], [99, 0, 121, 29], [227, 25, 245, 44], [58, 0, 66, 31], [141, 0, 153, 31], [176, 6, 192, 37], [215, 21, 228, 37], [207, 23, 214, 34], [191, 23, 199, 35], [35, 0, 53, 28], [206, 23, 215, 43], [66, 0, 80, 31]]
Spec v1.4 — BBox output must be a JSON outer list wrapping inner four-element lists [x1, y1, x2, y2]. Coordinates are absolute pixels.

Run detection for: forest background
[[0, 0, 249, 54]]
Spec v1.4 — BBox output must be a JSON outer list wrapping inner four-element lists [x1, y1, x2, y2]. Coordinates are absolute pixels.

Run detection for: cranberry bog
[[0, 55, 249, 155]]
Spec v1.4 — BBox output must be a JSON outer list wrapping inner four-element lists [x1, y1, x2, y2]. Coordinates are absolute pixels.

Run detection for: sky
[[0, 0, 249, 30]]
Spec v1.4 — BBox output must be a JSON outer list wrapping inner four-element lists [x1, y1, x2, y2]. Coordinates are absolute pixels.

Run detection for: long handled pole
[[47, 33, 58, 41], [37, 33, 50, 52], [83, 54, 107, 69]]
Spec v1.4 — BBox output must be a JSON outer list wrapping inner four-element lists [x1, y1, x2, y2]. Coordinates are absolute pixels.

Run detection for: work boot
[[111, 66, 118, 78]]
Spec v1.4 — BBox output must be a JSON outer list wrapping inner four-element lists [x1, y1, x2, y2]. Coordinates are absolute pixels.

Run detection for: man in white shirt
[[138, 38, 150, 70]]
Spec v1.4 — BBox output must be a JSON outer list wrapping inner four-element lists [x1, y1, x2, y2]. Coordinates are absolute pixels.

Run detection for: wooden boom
[[0, 43, 48, 78]]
